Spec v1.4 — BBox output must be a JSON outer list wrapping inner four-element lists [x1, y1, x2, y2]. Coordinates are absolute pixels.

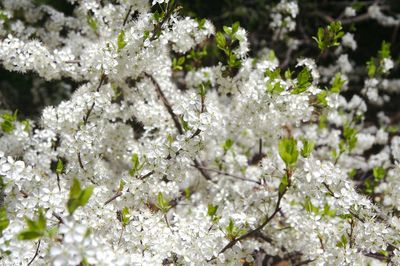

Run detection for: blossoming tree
[[0, 0, 399, 265]]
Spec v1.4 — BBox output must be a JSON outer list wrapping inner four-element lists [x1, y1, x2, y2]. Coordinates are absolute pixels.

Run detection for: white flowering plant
[[0, 0, 399, 265]]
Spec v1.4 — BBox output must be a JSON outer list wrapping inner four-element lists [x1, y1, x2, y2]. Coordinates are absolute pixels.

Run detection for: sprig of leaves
[[313, 21, 344, 52], [67, 178, 94, 215]]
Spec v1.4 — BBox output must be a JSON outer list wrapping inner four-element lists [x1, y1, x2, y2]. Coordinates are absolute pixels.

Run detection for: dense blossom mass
[[0, 0, 399, 265]]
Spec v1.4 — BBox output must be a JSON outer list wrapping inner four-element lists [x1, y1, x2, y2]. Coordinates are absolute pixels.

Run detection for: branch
[[104, 191, 123, 206], [27, 239, 41, 266], [216, 188, 286, 256], [123, 5, 132, 27], [144, 73, 183, 134], [193, 165, 261, 185]]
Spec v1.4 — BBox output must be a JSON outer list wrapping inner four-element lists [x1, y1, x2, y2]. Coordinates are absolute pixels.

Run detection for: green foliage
[[378, 41, 391, 59], [330, 73, 345, 93], [367, 41, 392, 77], [365, 166, 386, 195], [172, 56, 186, 71], [292, 68, 312, 94], [18, 209, 47, 240], [87, 14, 97, 33], [180, 116, 191, 131], [117, 30, 127, 51], [278, 137, 298, 167], [336, 234, 348, 248], [196, 18, 206, 29], [67, 178, 94, 215], [300, 139, 314, 158], [222, 138, 234, 153], [56, 158, 64, 175], [1, 110, 18, 134], [225, 218, 246, 241], [215, 22, 242, 70], [342, 124, 358, 152], [316, 90, 328, 107], [156, 192, 171, 213], [129, 153, 145, 177], [279, 173, 289, 194], [313, 21, 344, 52], [0, 207, 9, 236], [121, 207, 130, 226], [207, 203, 221, 224]]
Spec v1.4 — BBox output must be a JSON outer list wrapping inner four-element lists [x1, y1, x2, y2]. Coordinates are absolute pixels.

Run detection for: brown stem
[[52, 211, 65, 224], [77, 152, 86, 171], [27, 239, 41, 266], [217, 188, 286, 255], [123, 5, 132, 27], [144, 73, 183, 134], [104, 191, 123, 206], [193, 165, 261, 185]]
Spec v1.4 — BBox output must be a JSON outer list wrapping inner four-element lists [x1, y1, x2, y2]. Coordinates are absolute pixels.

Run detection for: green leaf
[[223, 139, 234, 153], [121, 207, 130, 226], [278, 137, 299, 167], [67, 178, 93, 215], [87, 15, 97, 33], [56, 158, 64, 175], [117, 30, 127, 51], [331, 73, 345, 93], [1, 112, 17, 134], [79, 186, 93, 206], [156, 192, 171, 213], [69, 178, 81, 199], [278, 173, 289, 194], [37, 209, 46, 231], [379, 41, 391, 59], [0, 207, 9, 234], [367, 58, 377, 78], [292, 68, 312, 94], [18, 209, 47, 240], [129, 153, 140, 177], [301, 139, 315, 158], [67, 198, 80, 215], [336, 234, 348, 248], [119, 179, 126, 191], [373, 166, 385, 181], [215, 32, 226, 49], [316, 91, 328, 107], [17, 230, 43, 240], [207, 204, 218, 217], [223, 26, 231, 35], [343, 125, 358, 151], [231, 22, 240, 34]]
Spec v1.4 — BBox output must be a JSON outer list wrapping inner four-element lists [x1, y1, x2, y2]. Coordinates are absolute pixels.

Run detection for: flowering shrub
[[0, 0, 400, 265]]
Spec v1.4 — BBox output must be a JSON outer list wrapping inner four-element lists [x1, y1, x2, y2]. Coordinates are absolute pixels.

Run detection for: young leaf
[[278, 137, 299, 167], [0, 207, 9, 235], [117, 30, 127, 51], [215, 32, 226, 49], [56, 158, 64, 175], [292, 68, 312, 94], [301, 139, 315, 158], [223, 139, 234, 153]]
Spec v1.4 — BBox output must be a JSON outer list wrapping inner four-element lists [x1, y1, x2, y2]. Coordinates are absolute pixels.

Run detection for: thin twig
[[27, 239, 41, 266], [139, 170, 155, 180], [104, 191, 123, 206], [214, 188, 287, 258], [52, 211, 65, 224], [144, 73, 183, 134], [123, 5, 132, 27], [56, 173, 61, 191], [194, 165, 261, 185], [193, 159, 214, 182], [77, 152, 86, 171]]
